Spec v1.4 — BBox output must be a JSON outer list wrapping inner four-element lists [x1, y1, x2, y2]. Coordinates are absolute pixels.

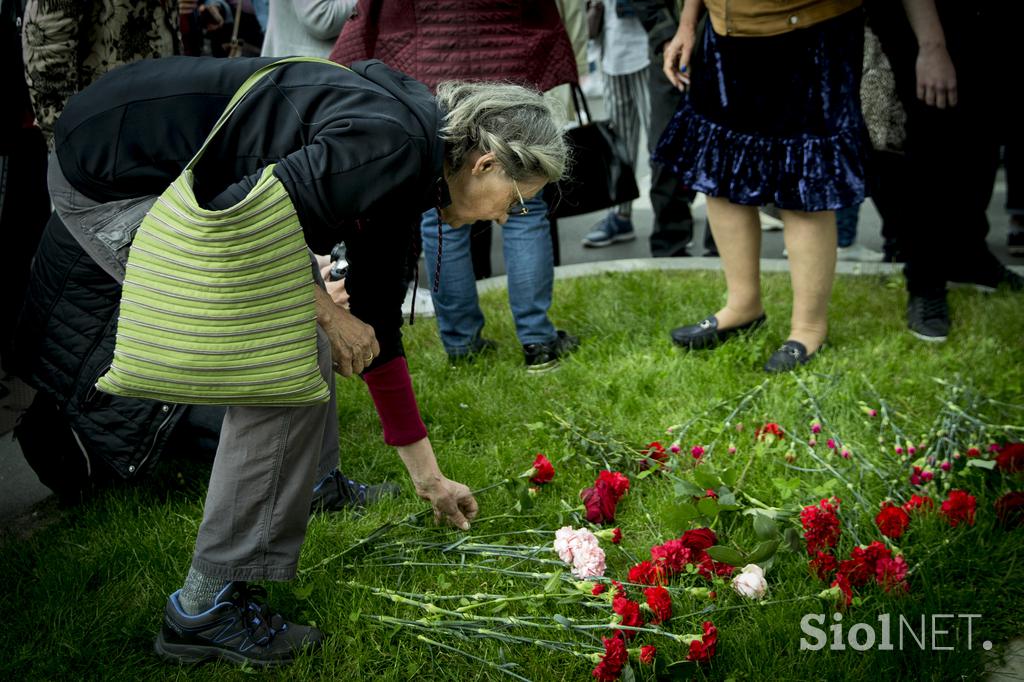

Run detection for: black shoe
[[764, 340, 818, 373], [907, 293, 950, 342], [155, 583, 323, 667], [310, 469, 400, 515], [670, 313, 766, 350], [523, 330, 579, 374], [447, 337, 498, 364]]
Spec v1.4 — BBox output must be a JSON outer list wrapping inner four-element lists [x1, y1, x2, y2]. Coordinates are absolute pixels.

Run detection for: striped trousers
[[603, 69, 650, 217]]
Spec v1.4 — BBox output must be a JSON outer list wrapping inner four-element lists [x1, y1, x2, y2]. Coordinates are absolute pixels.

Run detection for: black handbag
[[546, 85, 640, 219]]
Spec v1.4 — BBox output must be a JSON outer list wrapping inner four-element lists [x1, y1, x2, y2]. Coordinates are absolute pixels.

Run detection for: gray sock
[[178, 567, 227, 615]]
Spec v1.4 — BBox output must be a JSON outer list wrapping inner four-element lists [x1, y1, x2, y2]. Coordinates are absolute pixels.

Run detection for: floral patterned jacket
[[21, 0, 180, 148]]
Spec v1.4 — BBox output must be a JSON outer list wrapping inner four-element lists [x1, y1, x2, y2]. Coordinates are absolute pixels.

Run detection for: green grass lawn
[[2, 270, 1023, 681]]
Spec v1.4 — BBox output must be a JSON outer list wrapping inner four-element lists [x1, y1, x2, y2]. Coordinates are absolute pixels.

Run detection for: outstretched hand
[[415, 476, 479, 531]]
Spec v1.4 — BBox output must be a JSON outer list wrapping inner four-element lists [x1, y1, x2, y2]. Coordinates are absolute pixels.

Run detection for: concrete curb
[[475, 258, 1023, 294]]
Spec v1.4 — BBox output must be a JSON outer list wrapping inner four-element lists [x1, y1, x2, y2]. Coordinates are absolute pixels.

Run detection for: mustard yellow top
[[703, 0, 863, 37]]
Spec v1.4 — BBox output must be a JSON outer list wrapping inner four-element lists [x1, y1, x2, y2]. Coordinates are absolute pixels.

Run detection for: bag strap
[[185, 56, 350, 171], [569, 82, 593, 127]]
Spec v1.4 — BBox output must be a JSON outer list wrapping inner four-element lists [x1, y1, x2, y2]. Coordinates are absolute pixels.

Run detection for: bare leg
[[779, 209, 837, 354], [706, 197, 764, 328]]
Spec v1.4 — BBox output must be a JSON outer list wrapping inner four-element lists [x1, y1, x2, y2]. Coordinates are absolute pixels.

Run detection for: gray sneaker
[[907, 294, 950, 342], [155, 583, 323, 667], [582, 212, 635, 247], [310, 469, 400, 515]]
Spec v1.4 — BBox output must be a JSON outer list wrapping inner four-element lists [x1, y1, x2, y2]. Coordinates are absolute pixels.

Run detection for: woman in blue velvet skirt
[[656, 0, 867, 372]]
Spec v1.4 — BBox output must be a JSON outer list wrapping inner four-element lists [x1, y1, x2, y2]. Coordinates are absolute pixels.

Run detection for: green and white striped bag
[[97, 58, 346, 406]]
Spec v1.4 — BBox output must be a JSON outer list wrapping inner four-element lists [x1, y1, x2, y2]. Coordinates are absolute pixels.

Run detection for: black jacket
[[55, 56, 446, 369], [17, 57, 445, 484]]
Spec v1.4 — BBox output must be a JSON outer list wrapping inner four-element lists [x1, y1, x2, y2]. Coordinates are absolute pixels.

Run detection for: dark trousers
[[647, 58, 699, 257], [869, 1, 1019, 294], [1, 127, 50, 374]]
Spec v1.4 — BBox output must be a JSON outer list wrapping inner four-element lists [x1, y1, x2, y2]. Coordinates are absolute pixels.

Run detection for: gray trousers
[[51, 160, 340, 582]]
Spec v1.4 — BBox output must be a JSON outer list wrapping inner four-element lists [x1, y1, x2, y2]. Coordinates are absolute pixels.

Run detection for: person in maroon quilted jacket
[[331, 0, 584, 373]]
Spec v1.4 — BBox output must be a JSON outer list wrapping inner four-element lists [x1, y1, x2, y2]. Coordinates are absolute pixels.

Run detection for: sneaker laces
[[918, 296, 949, 321], [230, 585, 287, 646], [319, 469, 368, 505]]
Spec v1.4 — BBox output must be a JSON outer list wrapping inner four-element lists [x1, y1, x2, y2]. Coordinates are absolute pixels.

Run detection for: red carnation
[[902, 494, 934, 512], [996, 443, 1024, 473], [529, 453, 555, 485], [801, 498, 842, 555], [612, 595, 643, 639], [756, 422, 785, 441], [875, 554, 909, 593], [644, 586, 673, 624], [639, 441, 668, 471], [639, 645, 657, 665], [628, 560, 667, 586], [839, 541, 891, 588], [611, 581, 626, 597], [592, 635, 628, 681], [830, 573, 853, 607], [592, 583, 607, 596], [995, 491, 1024, 529], [611, 528, 622, 544], [581, 471, 630, 525], [650, 539, 693, 575], [809, 550, 838, 581], [875, 502, 911, 539], [686, 621, 718, 663], [940, 489, 977, 527]]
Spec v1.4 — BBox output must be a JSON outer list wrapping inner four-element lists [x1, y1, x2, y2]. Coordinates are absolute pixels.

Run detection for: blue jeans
[[420, 196, 556, 355]]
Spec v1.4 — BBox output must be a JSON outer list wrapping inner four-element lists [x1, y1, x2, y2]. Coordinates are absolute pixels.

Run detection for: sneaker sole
[[526, 359, 560, 374], [154, 632, 290, 667], [948, 281, 997, 294], [582, 233, 636, 248], [909, 329, 948, 343]]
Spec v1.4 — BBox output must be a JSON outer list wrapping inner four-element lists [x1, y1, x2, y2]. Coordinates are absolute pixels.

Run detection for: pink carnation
[[553, 526, 606, 579]]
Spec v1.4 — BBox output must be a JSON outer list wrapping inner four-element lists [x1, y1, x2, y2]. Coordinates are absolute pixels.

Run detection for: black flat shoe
[[763, 340, 821, 373], [670, 313, 767, 349]]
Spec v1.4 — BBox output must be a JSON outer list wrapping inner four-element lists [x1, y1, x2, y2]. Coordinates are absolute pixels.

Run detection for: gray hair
[[435, 81, 568, 183]]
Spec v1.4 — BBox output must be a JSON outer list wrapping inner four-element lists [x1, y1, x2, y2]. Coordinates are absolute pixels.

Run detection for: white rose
[[731, 563, 767, 600]]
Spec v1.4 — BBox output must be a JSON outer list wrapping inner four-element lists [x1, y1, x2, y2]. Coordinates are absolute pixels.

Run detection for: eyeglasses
[[508, 178, 529, 216]]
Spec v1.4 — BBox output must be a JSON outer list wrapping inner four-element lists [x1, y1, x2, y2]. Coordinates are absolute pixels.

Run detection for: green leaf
[[349, 609, 360, 622], [543, 571, 563, 594], [783, 527, 804, 553], [721, 466, 739, 487], [752, 513, 779, 540], [716, 486, 738, 507], [553, 614, 573, 629], [673, 480, 706, 498], [665, 502, 700, 531], [636, 468, 657, 480], [693, 468, 721, 490], [524, 422, 545, 431], [697, 496, 720, 519], [967, 459, 997, 470], [292, 582, 315, 601], [746, 539, 781, 563], [621, 665, 637, 682], [706, 545, 746, 566]]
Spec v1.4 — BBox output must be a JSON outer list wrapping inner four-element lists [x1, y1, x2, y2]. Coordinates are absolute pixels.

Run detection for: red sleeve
[[362, 355, 428, 446]]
